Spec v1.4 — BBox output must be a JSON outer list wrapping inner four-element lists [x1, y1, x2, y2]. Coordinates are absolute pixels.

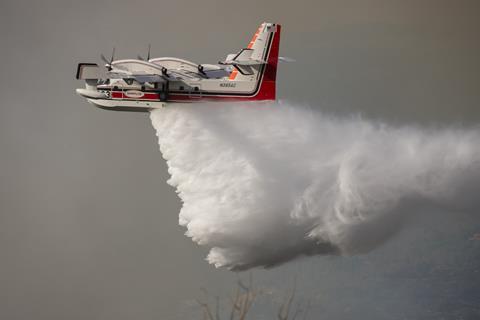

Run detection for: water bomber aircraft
[[75, 22, 281, 111]]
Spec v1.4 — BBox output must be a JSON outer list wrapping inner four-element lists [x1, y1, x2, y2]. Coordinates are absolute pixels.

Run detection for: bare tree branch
[[302, 299, 311, 320], [215, 296, 220, 320], [198, 273, 311, 320], [277, 278, 298, 320], [196, 298, 215, 320]]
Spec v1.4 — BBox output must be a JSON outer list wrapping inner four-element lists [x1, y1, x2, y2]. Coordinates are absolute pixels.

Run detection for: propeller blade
[[147, 44, 151, 61], [101, 54, 110, 65], [110, 47, 116, 63]]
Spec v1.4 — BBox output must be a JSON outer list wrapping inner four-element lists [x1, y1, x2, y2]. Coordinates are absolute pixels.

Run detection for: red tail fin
[[255, 24, 281, 100]]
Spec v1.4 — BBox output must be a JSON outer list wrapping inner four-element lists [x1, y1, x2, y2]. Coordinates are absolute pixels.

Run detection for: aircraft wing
[[107, 69, 167, 83], [76, 63, 168, 83], [107, 68, 197, 83], [78, 59, 222, 84], [109, 62, 198, 83]]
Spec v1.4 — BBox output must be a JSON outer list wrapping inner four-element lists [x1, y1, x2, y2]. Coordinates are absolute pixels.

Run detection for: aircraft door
[[188, 83, 202, 99], [155, 82, 169, 101]]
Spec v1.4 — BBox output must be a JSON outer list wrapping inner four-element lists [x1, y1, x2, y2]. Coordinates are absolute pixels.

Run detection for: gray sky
[[1, 1, 479, 319]]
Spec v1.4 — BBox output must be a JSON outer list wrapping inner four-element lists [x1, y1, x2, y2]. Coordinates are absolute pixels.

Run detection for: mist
[[150, 101, 480, 270]]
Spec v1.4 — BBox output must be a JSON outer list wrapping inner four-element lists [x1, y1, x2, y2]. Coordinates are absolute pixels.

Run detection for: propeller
[[161, 67, 169, 78], [101, 47, 116, 71], [197, 64, 206, 76], [137, 44, 151, 61]]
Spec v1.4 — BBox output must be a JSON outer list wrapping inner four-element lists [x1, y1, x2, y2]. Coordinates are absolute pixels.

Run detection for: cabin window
[[179, 86, 184, 91], [194, 87, 199, 91]]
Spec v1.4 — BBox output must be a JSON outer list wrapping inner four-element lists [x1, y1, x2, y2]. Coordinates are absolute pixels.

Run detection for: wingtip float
[[75, 22, 282, 112]]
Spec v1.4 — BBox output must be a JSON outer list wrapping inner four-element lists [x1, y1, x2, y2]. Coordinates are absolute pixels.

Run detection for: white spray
[[150, 101, 480, 270]]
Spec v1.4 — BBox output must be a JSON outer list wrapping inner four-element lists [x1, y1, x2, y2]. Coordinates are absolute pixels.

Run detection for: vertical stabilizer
[[228, 22, 281, 100]]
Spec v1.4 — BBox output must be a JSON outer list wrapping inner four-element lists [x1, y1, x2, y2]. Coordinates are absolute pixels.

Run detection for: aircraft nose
[[75, 88, 85, 96], [76, 88, 108, 99]]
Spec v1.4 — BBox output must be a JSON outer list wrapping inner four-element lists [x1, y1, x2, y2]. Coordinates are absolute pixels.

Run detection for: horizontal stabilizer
[[220, 48, 266, 66], [234, 64, 254, 75], [235, 48, 253, 61]]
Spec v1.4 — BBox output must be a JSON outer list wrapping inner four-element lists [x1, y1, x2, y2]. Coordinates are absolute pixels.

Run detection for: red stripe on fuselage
[[111, 91, 159, 100], [167, 94, 271, 102]]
